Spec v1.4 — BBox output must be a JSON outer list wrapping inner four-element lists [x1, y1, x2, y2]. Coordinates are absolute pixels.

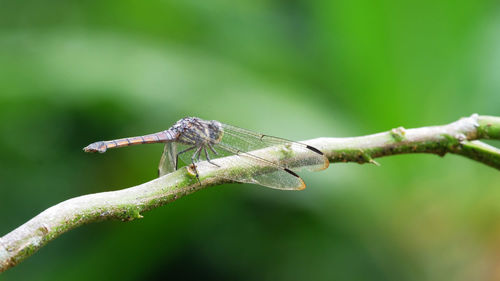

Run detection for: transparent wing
[[215, 141, 306, 190], [220, 124, 329, 172], [158, 143, 177, 177], [172, 141, 305, 190], [174, 123, 329, 190]]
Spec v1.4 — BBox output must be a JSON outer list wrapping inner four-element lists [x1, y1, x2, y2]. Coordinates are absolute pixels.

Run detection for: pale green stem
[[1, 114, 499, 273]]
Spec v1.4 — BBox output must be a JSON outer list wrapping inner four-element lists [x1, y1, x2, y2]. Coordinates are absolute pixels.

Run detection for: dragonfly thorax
[[173, 117, 224, 146]]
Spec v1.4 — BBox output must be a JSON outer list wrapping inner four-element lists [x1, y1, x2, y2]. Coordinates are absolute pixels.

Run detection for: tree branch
[[1, 114, 499, 272]]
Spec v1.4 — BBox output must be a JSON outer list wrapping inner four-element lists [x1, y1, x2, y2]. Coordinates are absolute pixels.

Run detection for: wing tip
[[322, 156, 330, 170], [306, 145, 330, 170], [298, 180, 306, 190], [284, 168, 307, 190]]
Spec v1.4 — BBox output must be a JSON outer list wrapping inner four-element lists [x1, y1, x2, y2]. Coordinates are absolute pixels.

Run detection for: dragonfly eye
[[208, 121, 224, 142]]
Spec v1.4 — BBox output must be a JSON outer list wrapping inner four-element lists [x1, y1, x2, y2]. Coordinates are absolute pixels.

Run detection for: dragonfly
[[83, 117, 329, 190]]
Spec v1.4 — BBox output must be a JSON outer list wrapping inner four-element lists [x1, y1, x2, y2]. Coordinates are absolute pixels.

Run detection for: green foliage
[[0, 0, 499, 280]]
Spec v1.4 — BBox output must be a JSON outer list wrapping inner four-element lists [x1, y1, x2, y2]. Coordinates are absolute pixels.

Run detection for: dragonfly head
[[209, 120, 224, 143]]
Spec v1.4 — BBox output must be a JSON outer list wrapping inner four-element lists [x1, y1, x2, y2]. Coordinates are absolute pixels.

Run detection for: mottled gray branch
[[1, 114, 499, 273]]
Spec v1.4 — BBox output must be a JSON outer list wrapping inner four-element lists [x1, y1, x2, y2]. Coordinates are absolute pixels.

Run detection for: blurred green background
[[1, 0, 500, 280]]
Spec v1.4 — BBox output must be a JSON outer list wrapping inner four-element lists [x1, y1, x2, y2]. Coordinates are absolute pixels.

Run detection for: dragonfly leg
[[192, 145, 203, 163], [203, 147, 220, 167], [196, 146, 202, 162], [191, 146, 204, 185], [208, 143, 219, 155], [176, 146, 196, 170], [204, 147, 220, 167]]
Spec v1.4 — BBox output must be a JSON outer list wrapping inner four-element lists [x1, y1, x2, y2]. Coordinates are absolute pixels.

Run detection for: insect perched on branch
[[84, 117, 329, 190]]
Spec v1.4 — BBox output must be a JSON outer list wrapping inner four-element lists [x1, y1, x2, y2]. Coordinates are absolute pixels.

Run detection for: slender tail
[[83, 130, 177, 153]]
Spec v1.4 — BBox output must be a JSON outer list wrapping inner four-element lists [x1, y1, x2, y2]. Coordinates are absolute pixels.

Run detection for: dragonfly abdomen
[[83, 130, 177, 153]]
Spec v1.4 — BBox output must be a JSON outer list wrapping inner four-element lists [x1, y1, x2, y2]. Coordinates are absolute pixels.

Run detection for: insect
[[83, 117, 329, 190]]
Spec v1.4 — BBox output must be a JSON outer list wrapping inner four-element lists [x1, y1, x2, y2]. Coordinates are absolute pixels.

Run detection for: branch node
[[455, 133, 467, 143], [441, 133, 463, 152], [390, 126, 406, 142], [470, 113, 480, 126], [357, 149, 378, 165], [119, 207, 144, 222]]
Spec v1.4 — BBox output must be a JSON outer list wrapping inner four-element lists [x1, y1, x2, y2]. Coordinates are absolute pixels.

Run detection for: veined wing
[[170, 122, 329, 190], [220, 123, 329, 172], [165, 137, 305, 190], [158, 143, 177, 177], [214, 141, 306, 190]]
